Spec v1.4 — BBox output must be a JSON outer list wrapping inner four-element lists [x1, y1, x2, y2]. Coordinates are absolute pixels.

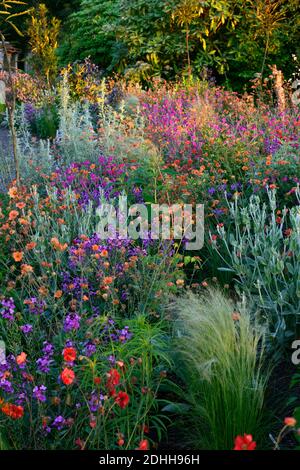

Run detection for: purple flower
[[0, 298, 16, 321], [20, 324, 33, 334], [52, 415, 65, 430], [42, 342, 54, 356], [108, 355, 116, 365], [26, 298, 46, 315], [0, 378, 14, 393], [36, 356, 53, 374], [33, 385, 47, 402], [116, 326, 132, 343], [64, 313, 81, 332], [89, 391, 104, 412], [83, 341, 96, 357]]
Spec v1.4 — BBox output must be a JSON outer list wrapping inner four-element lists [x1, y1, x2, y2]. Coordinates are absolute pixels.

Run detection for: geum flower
[[115, 391, 129, 409], [1, 403, 24, 419], [16, 352, 27, 366], [137, 439, 149, 450], [63, 347, 77, 363], [233, 434, 256, 450], [61, 367, 75, 385]]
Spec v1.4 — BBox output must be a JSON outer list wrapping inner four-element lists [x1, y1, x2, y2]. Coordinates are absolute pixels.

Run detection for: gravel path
[[0, 127, 14, 191]]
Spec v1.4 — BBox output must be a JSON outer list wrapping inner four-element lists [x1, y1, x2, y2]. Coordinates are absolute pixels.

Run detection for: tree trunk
[[185, 27, 192, 79]]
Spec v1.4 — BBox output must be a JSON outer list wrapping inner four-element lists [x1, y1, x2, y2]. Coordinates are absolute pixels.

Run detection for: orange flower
[[284, 417, 296, 427], [12, 251, 23, 262], [100, 249, 108, 257], [19, 218, 29, 225], [54, 290, 63, 299], [21, 264, 33, 275], [61, 367, 75, 385], [103, 276, 114, 285], [8, 186, 18, 198], [26, 242, 36, 250], [51, 237, 67, 251], [16, 202, 26, 209], [16, 352, 27, 366], [1, 403, 24, 419], [38, 286, 48, 296], [41, 261, 52, 268], [9, 210, 19, 221], [63, 347, 77, 363]]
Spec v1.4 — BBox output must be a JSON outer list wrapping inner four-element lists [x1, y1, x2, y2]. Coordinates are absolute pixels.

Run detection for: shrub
[[212, 188, 300, 345], [172, 289, 268, 450]]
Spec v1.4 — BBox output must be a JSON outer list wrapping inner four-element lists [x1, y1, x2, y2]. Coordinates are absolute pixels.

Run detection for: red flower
[[107, 368, 120, 396], [234, 434, 256, 450], [115, 391, 130, 409], [1, 403, 24, 420], [137, 439, 149, 450], [61, 367, 75, 385], [63, 347, 77, 362], [107, 368, 120, 386], [284, 417, 297, 427]]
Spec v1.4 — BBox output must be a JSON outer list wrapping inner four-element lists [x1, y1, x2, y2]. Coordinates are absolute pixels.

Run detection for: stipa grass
[[173, 289, 269, 450]]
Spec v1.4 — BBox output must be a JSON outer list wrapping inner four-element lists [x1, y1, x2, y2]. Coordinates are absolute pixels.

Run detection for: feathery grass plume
[[173, 288, 269, 449]]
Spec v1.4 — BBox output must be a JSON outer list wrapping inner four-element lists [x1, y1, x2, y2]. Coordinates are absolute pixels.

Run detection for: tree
[[171, 0, 204, 78], [27, 3, 60, 86], [59, 0, 120, 70]]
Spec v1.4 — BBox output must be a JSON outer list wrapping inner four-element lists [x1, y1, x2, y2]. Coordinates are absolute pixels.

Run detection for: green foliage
[[212, 189, 300, 345], [58, 0, 300, 87], [58, 0, 121, 70], [27, 4, 61, 86], [0, 0, 31, 36], [172, 289, 268, 450], [30, 103, 59, 139]]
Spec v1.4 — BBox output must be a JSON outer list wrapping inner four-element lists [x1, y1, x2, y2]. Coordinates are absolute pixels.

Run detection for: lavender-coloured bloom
[[52, 415, 65, 430], [33, 385, 47, 402], [213, 208, 224, 217], [64, 313, 81, 331], [83, 341, 97, 357], [117, 326, 132, 343], [107, 355, 116, 365], [0, 298, 16, 321], [26, 298, 46, 315], [89, 391, 104, 412], [0, 378, 14, 393], [24, 103, 37, 124], [36, 356, 53, 374], [208, 187, 216, 195], [20, 324, 33, 334], [16, 392, 27, 405], [42, 342, 54, 356]]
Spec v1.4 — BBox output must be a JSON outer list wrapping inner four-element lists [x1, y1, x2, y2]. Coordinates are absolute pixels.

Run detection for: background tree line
[[2, 0, 300, 89]]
